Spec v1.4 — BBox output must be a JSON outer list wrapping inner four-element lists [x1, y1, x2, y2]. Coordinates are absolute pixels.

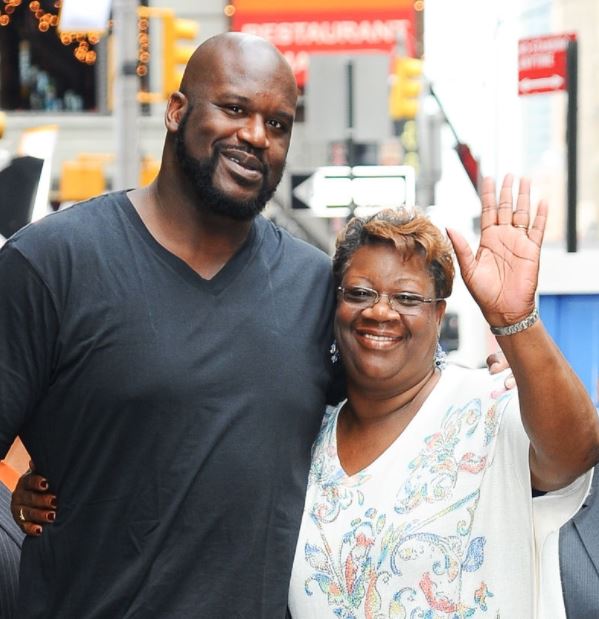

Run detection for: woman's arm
[[447, 175, 599, 491], [10, 466, 56, 536]]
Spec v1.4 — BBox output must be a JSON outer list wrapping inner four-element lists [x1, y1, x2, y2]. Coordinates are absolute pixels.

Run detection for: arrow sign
[[519, 74, 564, 93], [292, 165, 415, 218], [518, 32, 576, 96]]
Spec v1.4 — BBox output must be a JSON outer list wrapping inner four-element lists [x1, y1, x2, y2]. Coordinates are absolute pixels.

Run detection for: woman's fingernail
[[40, 479, 48, 490], [33, 526, 42, 536], [49, 497, 57, 509], [47, 512, 56, 522]]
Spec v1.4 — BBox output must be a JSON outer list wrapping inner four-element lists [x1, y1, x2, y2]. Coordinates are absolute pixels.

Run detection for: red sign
[[518, 32, 576, 96], [232, 8, 416, 87]]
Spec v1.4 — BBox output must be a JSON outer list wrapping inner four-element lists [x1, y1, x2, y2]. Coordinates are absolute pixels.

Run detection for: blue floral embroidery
[[300, 389, 514, 617]]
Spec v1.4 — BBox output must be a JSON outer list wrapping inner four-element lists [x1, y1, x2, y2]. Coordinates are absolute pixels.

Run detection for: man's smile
[[220, 148, 265, 183]]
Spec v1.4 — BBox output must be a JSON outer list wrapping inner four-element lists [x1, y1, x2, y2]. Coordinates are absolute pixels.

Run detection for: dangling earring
[[434, 341, 447, 370], [329, 341, 340, 364]]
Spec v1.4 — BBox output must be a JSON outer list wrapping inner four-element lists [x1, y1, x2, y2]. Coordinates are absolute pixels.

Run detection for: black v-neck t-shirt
[[0, 192, 336, 618]]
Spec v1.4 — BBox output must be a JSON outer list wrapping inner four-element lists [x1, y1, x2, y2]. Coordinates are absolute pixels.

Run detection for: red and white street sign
[[231, 0, 416, 87], [518, 32, 576, 96]]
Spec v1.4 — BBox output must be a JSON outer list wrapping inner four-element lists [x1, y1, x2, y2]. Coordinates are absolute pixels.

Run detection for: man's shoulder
[[258, 215, 331, 268], [7, 191, 128, 252]]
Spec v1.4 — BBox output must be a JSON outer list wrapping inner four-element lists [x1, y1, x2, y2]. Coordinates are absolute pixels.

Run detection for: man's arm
[[0, 243, 59, 530], [0, 244, 57, 457]]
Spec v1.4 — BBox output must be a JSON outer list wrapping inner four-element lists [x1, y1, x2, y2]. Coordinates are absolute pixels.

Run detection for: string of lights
[[0, 0, 109, 66]]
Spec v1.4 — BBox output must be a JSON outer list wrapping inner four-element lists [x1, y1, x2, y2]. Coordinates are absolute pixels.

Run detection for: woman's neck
[[337, 368, 441, 476], [344, 368, 440, 429]]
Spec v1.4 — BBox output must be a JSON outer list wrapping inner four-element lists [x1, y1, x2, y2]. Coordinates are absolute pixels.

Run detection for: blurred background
[[0, 0, 597, 401]]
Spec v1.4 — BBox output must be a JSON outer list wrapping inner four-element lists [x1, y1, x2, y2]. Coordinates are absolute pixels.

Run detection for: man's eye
[[267, 119, 285, 131], [394, 294, 423, 306], [226, 105, 243, 114]]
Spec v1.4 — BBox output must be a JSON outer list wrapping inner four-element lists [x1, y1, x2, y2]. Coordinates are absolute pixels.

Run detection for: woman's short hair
[[332, 207, 455, 299]]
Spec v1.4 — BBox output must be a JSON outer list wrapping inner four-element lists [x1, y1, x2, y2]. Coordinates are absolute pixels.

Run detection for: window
[[0, 1, 99, 111]]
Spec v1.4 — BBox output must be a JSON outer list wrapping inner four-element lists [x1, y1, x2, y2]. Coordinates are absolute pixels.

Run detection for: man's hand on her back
[[10, 463, 57, 536], [486, 351, 516, 390]]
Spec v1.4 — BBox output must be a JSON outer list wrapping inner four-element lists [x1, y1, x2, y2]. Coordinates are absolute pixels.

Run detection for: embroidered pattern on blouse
[[301, 391, 511, 618]]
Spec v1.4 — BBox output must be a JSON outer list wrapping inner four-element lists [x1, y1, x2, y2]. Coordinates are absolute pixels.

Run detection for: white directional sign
[[518, 74, 565, 94], [292, 165, 416, 218]]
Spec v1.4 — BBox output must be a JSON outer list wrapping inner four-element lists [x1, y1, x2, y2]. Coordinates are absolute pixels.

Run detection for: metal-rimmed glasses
[[337, 286, 444, 316]]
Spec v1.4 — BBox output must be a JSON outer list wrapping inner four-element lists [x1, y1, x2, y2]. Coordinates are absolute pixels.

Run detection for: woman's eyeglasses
[[338, 286, 443, 316]]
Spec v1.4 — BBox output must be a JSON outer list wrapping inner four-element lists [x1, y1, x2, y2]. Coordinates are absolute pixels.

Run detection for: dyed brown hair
[[332, 208, 455, 299]]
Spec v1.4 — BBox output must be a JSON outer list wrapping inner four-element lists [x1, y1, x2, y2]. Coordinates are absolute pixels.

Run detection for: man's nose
[[237, 116, 269, 149]]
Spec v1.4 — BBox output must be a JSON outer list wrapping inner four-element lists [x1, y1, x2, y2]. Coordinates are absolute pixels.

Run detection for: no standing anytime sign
[[518, 32, 577, 96]]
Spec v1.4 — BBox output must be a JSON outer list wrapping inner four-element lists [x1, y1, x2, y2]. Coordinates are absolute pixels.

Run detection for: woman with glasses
[[288, 175, 599, 618]]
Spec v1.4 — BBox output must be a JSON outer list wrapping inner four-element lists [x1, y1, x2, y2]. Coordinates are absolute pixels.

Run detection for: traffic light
[[161, 10, 199, 98], [455, 142, 480, 191], [389, 56, 423, 121]]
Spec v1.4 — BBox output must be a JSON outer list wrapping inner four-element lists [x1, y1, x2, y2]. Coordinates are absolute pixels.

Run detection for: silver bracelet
[[490, 307, 539, 336]]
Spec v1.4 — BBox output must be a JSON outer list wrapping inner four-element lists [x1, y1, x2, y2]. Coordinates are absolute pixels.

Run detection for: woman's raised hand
[[446, 174, 547, 328]]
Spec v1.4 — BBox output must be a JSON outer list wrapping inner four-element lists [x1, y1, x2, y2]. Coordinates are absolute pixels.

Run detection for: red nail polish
[[49, 497, 57, 509], [47, 512, 56, 522], [40, 480, 48, 490], [34, 526, 42, 536]]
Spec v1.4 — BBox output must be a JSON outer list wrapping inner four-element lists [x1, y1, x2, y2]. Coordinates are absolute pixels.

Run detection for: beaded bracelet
[[490, 307, 539, 337]]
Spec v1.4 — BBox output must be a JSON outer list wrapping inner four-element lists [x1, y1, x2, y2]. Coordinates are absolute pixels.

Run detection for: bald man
[[0, 33, 336, 617]]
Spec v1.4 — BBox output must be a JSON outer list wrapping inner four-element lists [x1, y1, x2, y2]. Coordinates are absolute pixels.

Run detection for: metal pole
[[346, 59, 356, 221], [95, 37, 109, 115], [113, 0, 140, 190], [566, 39, 578, 252]]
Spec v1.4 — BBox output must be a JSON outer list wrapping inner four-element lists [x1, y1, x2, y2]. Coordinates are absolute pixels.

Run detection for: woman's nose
[[365, 294, 400, 319]]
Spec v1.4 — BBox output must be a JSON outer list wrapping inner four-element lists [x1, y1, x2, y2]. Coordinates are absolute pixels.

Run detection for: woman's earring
[[329, 341, 340, 364], [434, 341, 447, 370]]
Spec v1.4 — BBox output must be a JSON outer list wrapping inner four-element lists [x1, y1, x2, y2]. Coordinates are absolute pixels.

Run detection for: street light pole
[[566, 39, 578, 253], [345, 59, 356, 221], [113, 0, 140, 190]]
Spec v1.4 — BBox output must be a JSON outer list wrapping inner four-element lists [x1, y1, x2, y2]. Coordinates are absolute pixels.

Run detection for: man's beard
[[174, 109, 280, 221]]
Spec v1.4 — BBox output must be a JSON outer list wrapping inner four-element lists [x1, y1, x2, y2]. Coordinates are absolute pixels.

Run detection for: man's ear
[[165, 91, 188, 133]]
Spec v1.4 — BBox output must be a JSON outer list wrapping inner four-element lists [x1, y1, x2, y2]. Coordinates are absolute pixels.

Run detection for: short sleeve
[[534, 469, 593, 619], [0, 243, 58, 456]]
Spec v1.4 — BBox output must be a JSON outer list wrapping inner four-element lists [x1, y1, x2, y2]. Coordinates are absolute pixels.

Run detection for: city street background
[[0, 0, 597, 401]]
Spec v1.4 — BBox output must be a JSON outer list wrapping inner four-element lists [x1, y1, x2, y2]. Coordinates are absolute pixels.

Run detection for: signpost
[[113, 0, 140, 190], [518, 32, 578, 252], [518, 32, 576, 96], [292, 165, 415, 218]]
